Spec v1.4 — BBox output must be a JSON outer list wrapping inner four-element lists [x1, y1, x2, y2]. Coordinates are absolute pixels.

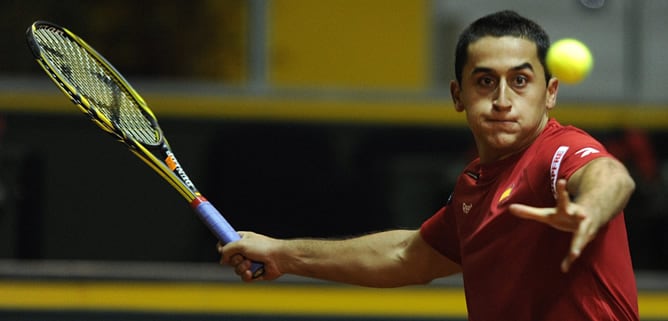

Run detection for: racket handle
[[191, 196, 265, 278]]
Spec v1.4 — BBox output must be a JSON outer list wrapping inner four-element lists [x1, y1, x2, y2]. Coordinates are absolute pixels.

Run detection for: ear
[[450, 80, 465, 112], [545, 77, 559, 111]]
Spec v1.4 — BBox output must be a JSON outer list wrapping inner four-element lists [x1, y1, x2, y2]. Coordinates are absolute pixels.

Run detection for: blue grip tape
[[193, 200, 265, 278]]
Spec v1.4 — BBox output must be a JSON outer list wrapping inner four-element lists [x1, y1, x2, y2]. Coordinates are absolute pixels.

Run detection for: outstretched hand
[[508, 179, 602, 272]]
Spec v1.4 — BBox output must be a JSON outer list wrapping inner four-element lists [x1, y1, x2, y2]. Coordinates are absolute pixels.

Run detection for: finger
[[555, 179, 570, 213], [220, 241, 243, 263], [241, 270, 264, 282], [561, 253, 577, 273], [234, 259, 251, 275], [230, 253, 245, 266], [562, 219, 596, 273], [509, 204, 556, 221], [234, 260, 263, 283], [217, 242, 227, 266], [567, 220, 595, 266], [220, 252, 240, 266], [570, 227, 588, 258], [561, 240, 583, 273]]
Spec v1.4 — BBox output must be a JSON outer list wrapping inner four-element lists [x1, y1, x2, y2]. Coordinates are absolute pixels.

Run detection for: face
[[450, 36, 558, 163]]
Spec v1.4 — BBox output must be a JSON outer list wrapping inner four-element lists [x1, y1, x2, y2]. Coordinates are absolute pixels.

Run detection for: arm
[[219, 229, 461, 287], [509, 157, 635, 272]]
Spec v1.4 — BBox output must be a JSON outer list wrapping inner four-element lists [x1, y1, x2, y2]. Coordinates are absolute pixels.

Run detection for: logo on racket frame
[[165, 150, 196, 191]]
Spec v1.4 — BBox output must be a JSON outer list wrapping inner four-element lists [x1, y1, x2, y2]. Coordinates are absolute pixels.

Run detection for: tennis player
[[219, 10, 638, 320]]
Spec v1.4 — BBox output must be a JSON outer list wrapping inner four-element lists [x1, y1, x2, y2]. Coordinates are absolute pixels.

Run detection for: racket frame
[[26, 21, 264, 278]]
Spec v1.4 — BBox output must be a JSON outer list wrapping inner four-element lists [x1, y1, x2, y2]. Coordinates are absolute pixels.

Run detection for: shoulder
[[541, 118, 598, 141], [536, 119, 617, 185], [534, 119, 607, 155]]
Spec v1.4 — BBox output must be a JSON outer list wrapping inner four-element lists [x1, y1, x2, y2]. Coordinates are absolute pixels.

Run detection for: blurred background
[[0, 0, 667, 320]]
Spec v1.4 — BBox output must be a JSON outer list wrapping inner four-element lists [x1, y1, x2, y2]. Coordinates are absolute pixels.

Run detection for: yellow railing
[[1, 91, 667, 129], [0, 280, 665, 319]]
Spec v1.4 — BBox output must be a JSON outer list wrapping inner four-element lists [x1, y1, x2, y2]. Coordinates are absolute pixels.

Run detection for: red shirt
[[420, 119, 638, 321]]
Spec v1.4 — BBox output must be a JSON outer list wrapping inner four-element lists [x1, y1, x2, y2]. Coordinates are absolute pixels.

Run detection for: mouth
[[484, 118, 518, 130], [486, 118, 517, 124]]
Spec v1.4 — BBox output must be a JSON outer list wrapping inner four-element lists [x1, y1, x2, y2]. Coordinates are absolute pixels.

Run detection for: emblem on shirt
[[550, 146, 569, 198], [575, 147, 600, 158], [498, 184, 514, 203], [462, 202, 472, 214]]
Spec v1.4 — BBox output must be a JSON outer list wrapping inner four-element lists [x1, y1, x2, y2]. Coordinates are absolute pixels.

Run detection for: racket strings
[[33, 28, 161, 146]]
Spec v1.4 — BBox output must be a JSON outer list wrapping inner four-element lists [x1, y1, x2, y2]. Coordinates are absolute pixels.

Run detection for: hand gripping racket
[[26, 21, 264, 278]]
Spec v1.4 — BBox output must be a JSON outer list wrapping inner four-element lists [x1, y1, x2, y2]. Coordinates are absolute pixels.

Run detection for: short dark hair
[[454, 10, 552, 85]]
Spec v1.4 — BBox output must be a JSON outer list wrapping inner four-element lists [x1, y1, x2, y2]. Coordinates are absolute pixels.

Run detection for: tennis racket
[[26, 21, 264, 278]]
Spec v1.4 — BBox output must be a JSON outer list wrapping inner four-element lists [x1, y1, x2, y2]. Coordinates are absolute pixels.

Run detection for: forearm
[[276, 230, 456, 287], [569, 157, 636, 223]]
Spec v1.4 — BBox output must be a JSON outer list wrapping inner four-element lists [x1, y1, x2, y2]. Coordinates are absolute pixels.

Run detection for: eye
[[513, 75, 529, 87], [477, 76, 496, 88]]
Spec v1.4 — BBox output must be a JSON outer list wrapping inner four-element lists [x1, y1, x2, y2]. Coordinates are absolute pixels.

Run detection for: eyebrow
[[471, 62, 535, 75]]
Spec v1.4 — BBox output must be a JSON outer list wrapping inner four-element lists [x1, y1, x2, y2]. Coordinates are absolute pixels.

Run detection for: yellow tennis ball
[[546, 38, 593, 84]]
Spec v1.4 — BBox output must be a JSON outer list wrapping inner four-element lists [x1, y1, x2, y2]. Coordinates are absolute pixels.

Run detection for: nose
[[492, 81, 512, 110]]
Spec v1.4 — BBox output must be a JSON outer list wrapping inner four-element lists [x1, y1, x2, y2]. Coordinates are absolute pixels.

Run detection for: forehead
[[465, 36, 540, 72]]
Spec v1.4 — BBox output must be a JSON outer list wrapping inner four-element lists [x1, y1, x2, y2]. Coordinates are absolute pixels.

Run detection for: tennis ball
[[546, 38, 593, 84]]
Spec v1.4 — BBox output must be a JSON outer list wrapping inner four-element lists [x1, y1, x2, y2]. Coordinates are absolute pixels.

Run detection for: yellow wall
[[268, 0, 429, 90]]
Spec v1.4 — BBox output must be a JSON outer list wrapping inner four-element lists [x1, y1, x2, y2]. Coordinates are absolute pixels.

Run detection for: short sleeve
[[420, 206, 462, 264], [539, 124, 615, 197]]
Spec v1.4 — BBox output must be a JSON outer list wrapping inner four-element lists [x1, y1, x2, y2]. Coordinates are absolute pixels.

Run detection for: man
[[219, 10, 638, 320]]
